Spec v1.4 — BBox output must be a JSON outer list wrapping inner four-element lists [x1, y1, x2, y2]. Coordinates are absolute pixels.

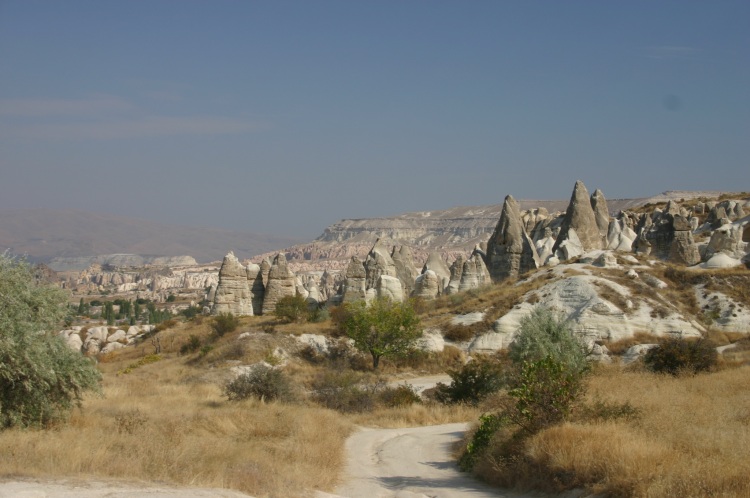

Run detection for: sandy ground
[[333, 423, 538, 498], [0, 478, 255, 498]]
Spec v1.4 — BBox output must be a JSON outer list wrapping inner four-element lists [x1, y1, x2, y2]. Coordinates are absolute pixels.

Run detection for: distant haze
[[1, 1, 748, 238]]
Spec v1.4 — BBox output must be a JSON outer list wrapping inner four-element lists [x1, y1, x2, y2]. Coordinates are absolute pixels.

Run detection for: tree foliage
[[211, 312, 239, 337], [435, 355, 507, 405], [0, 253, 101, 429], [509, 307, 588, 374], [342, 297, 422, 369], [274, 294, 309, 323]]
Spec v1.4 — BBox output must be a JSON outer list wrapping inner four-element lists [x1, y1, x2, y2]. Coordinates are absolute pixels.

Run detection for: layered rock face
[[668, 215, 701, 266], [485, 195, 539, 281], [246, 263, 265, 315], [458, 249, 491, 292], [552, 180, 606, 255], [261, 254, 297, 315], [413, 270, 441, 300], [342, 256, 367, 303], [421, 253, 451, 293], [364, 239, 398, 290], [445, 254, 466, 295], [391, 245, 420, 295], [212, 252, 254, 316]]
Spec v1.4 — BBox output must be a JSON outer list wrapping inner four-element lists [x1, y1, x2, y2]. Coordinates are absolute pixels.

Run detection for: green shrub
[[506, 356, 586, 435], [644, 337, 718, 375], [0, 254, 101, 429], [435, 355, 506, 405], [211, 312, 239, 337], [311, 371, 382, 413], [274, 294, 309, 323], [180, 334, 202, 355], [458, 413, 506, 471], [509, 307, 588, 374], [459, 355, 587, 471], [223, 364, 295, 402], [379, 383, 421, 408]]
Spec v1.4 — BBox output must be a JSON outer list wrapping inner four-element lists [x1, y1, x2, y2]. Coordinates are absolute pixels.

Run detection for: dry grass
[[349, 402, 481, 428], [474, 365, 750, 497], [0, 352, 352, 498], [603, 332, 662, 355]]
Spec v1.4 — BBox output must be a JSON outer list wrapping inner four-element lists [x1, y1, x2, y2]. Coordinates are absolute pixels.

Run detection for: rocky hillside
[[253, 191, 730, 272]]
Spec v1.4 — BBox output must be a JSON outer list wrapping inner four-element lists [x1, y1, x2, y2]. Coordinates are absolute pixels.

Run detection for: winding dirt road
[[333, 423, 538, 498]]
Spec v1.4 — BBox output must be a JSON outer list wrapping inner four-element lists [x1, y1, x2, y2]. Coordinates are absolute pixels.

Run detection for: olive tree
[[0, 253, 101, 428], [342, 297, 421, 369], [509, 307, 588, 374]]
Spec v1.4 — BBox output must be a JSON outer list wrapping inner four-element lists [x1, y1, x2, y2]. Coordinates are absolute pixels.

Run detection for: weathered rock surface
[[445, 254, 466, 295], [552, 180, 605, 256], [364, 239, 398, 290], [486, 195, 539, 281], [391, 245, 420, 295], [591, 188, 611, 242], [413, 270, 442, 300], [458, 249, 491, 292], [212, 252, 254, 316], [342, 257, 367, 303], [421, 253, 451, 293], [261, 254, 297, 315], [668, 215, 701, 266], [376, 275, 404, 303]]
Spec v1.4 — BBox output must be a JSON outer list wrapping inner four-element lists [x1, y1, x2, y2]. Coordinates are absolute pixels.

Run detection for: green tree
[[342, 297, 421, 369], [0, 253, 101, 429], [274, 294, 309, 323], [77, 298, 85, 315], [509, 307, 588, 374]]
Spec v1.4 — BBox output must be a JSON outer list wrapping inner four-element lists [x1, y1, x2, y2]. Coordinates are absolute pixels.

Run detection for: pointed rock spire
[[486, 195, 539, 281], [590, 188, 610, 242], [552, 180, 605, 255]]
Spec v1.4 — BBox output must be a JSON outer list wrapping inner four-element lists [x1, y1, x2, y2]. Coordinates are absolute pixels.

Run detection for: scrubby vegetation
[[2, 253, 748, 497], [0, 254, 101, 429]]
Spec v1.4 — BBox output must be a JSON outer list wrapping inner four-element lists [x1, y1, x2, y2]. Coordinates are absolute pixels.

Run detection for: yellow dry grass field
[[0, 353, 353, 498], [517, 365, 750, 497]]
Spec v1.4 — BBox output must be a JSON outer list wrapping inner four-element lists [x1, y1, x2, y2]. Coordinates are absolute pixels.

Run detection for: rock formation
[[212, 252, 254, 316], [413, 270, 441, 300], [552, 180, 605, 256], [668, 215, 701, 266], [486, 195, 540, 280], [421, 253, 451, 293], [246, 263, 265, 315], [261, 254, 297, 315], [458, 248, 492, 292], [364, 239, 398, 290], [342, 256, 367, 303], [590, 188, 610, 242], [376, 275, 404, 302], [391, 245, 420, 295], [445, 254, 466, 295]]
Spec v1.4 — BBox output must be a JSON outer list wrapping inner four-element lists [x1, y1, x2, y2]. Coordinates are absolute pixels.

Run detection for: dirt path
[[0, 478, 254, 497], [333, 423, 538, 498]]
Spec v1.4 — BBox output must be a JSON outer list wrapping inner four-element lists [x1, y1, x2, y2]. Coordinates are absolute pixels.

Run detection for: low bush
[[274, 294, 309, 323], [224, 365, 295, 402], [180, 334, 202, 355], [509, 307, 588, 375], [644, 337, 717, 375], [435, 355, 506, 405], [311, 371, 383, 413], [212, 312, 239, 337], [379, 384, 421, 408]]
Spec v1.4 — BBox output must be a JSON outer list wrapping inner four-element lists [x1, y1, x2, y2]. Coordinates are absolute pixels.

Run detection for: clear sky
[[1, 1, 748, 238]]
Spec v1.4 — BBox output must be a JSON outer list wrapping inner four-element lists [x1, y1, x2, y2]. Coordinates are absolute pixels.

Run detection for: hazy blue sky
[[1, 1, 748, 238]]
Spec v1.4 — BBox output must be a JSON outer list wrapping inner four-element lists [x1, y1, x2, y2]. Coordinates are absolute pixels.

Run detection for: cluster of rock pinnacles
[[212, 180, 749, 315]]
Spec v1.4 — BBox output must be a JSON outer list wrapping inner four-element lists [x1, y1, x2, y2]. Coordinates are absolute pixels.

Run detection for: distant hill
[[0, 209, 303, 264]]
